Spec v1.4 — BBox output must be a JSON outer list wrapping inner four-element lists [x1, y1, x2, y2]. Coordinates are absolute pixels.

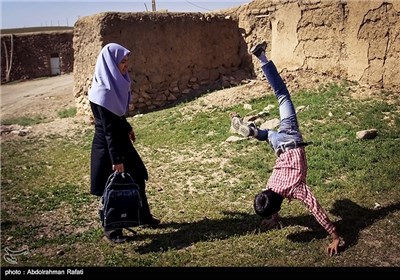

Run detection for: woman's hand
[[113, 163, 124, 173]]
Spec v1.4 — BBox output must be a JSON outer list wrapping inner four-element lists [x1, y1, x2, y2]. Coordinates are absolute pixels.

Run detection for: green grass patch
[[1, 115, 48, 126], [1, 81, 400, 267], [57, 107, 77, 118]]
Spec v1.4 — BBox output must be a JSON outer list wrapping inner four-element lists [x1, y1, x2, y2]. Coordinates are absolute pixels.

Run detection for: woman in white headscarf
[[88, 43, 160, 242]]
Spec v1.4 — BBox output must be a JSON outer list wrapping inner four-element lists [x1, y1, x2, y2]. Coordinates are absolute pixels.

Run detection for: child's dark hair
[[254, 189, 284, 217]]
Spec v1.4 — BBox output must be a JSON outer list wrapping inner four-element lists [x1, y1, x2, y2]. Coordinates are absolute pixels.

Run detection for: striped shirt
[[267, 147, 336, 234]]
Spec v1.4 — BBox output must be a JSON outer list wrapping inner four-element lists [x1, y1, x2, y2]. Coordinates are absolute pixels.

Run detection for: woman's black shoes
[[141, 217, 161, 227], [104, 229, 127, 243]]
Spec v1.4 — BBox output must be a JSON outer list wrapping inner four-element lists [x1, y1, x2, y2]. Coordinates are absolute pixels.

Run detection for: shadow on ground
[[125, 199, 400, 254]]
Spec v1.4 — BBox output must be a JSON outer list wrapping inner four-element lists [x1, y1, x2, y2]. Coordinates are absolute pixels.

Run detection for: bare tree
[[2, 34, 14, 82]]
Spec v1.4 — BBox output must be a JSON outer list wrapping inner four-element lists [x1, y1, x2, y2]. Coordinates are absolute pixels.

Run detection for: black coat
[[89, 102, 148, 196]]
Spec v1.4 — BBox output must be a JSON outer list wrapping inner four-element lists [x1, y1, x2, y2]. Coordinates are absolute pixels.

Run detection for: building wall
[[231, 0, 400, 92], [73, 12, 252, 117], [1, 31, 73, 82]]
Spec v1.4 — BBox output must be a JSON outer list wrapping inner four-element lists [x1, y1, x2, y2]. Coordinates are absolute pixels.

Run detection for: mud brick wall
[[73, 12, 251, 117], [1, 31, 73, 82], [229, 0, 400, 92]]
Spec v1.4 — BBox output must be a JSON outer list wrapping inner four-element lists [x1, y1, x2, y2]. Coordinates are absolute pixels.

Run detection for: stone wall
[[227, 0, 400, 91], [0, 31, 73, 82], [73, 12, 252, 117]]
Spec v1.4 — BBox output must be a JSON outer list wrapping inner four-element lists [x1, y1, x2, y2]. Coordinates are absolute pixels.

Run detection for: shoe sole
[[231, 117, 242, 132], [232, 117, 253, 137], [238, 125, 252, 137]]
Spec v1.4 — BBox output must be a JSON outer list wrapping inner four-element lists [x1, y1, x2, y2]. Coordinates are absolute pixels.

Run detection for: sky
[[0, 0, 251, 29]]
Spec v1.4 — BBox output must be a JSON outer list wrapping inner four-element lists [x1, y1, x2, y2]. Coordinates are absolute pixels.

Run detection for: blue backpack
[[99, 172, 142, 231]]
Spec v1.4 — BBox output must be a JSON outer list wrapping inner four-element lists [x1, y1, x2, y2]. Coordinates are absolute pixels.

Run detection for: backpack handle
[[111, 171, 133, 179]]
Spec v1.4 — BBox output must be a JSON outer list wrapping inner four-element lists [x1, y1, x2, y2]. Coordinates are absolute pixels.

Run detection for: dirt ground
[[0, 74, 270, 141], [1, 74, 75, 120], [0, 74, 85, 140]]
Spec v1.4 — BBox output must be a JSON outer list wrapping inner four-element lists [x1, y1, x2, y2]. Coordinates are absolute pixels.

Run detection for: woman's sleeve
[[96, 104, 126, 165], [122, 116, 133, 133]]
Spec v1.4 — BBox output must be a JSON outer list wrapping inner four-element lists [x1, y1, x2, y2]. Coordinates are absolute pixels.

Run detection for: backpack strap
[[125, 228, 137, 235]]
